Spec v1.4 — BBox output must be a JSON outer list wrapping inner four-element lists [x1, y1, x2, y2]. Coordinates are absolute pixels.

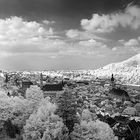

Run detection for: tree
[[0, 91, 14, 121], [72, 120, 118, 140], [70, 123, 84, 140], [26, 85, 44, 103], [0, 90, 34, 130], [56, 88, 79, 134], [24, 98, 64, 140], [25, 85, 44, 112], [0, 91, 33, 139], [11, 96, 34, 128], [4, 119, 21, 138], [81, 109, 92, 122]]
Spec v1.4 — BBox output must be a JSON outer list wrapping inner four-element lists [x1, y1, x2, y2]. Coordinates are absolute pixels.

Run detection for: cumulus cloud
[[0, 16, 110, 64], [81, 5, 140, 33], [66, 29, 79, 38], [0, 16, 109, 60], [0, 17, 54, 43], [0, 16, 66, 56], [124, 39, 139, 46]]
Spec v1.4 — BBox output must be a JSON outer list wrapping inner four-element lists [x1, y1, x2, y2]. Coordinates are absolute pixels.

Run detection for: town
[[0, 69, 140, 140]]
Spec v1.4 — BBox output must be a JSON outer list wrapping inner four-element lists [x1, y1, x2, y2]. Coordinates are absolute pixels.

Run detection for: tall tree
[[4, 73, 9, 83], [56, 88, 79, 134]]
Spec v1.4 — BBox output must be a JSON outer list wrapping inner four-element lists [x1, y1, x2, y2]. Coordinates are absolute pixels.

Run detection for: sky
[[0, 0, 140, 71]]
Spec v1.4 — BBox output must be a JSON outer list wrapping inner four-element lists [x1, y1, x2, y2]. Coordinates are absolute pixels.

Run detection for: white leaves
[[26, 85, 44, 103], [81, 109, 92, 122], [72, 117, 117, 140], [80, 120, 117, 140], [24, 99, 64, 140]]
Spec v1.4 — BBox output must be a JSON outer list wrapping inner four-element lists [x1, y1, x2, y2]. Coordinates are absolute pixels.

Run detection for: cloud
[[42, 20, 55, 25], [0, 16, 109, 61], [81, 14, 115, 33], [79, 39, 105, 47], [117, 37, 140, 54], [138, 36, 140, 41], [0, 16, 139, 70], [0, 16, 54, 42], [124, 39, 139, 47], [118, 39, 125, 44], [112, 47, 117, 51], [81, 5, 140, 33], [66, 29, 107, 40], [66, 29, 79, 38], [0, 16, 67, 56], [0, 16, 108, 59]]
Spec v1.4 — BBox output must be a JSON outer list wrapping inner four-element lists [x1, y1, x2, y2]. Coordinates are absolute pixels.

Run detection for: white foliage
[[94, 53, 140, 85], [24, 99, 64, 140], [122, 107, 137, 116], [81, 109, 92, 122], [0, 90, 33, 127], [80, 120, 117, 140], [0, 90, 8, 98], [26, 85, 44, 103]]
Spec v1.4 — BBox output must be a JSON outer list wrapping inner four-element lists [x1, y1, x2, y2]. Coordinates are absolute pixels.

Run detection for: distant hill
[[94, 53, 140, 85]]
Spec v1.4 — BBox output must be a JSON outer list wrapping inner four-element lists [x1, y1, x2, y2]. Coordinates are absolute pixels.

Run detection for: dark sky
[[0, 0, 139, 29]]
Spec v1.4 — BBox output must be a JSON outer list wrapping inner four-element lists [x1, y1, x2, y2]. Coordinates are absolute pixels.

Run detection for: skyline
[[0, 0, 140, 70]]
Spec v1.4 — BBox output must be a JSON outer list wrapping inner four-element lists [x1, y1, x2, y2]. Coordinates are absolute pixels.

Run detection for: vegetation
[[0, 71, 140, 140], [55, 88, 79, 134]]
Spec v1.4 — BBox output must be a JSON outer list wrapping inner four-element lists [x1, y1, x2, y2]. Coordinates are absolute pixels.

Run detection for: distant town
[[0, 56, 140, 140]]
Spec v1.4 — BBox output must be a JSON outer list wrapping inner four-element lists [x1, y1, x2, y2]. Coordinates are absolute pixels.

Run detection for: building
[[110, 74, 115, 88], [109, 88, 130, 101], [76, 80, 89, 86], [22, 80, 33, 89], [41, 82, 64, 99], [41, 82, 64, 91]]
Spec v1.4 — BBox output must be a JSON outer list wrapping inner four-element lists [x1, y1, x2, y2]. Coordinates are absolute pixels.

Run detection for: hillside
[[94, 53, 140, 85]]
